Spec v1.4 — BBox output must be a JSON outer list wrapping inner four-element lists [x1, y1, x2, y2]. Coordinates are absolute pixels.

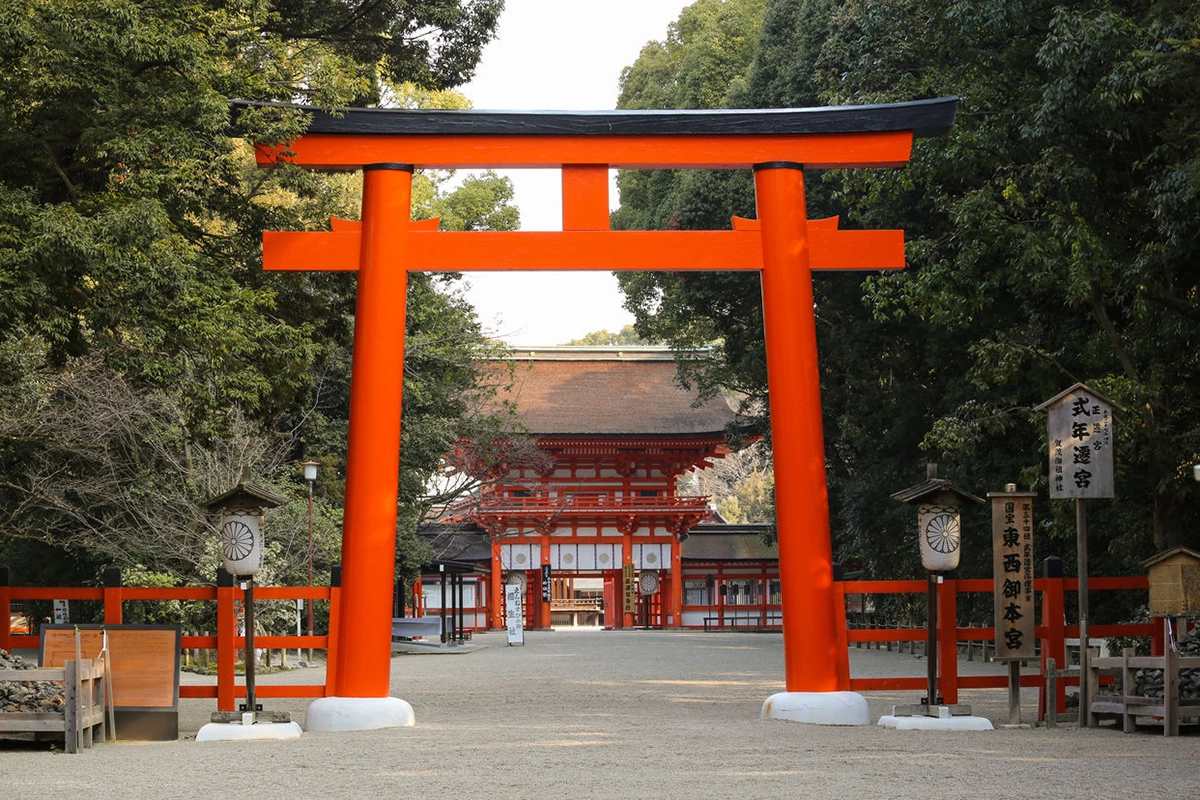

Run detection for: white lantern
[[219, 506, 266, 577], [639, 569, 660, 595], [917, 494, 962, 572], [891, 467, 982, 574], [202, 479, 288, 580]]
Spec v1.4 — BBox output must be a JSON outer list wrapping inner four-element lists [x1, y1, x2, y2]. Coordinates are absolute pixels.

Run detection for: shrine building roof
[[493, 347, 741, 437], [681, 525, 779, 561]]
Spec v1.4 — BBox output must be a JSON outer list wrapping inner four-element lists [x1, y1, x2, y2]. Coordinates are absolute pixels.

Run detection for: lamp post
[[302, 460, 319, 663], [891, 464, 984, 718], [201, 476, 287, 726]]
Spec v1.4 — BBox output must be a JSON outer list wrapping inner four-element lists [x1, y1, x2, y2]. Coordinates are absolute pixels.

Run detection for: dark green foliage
[[0, 1, 508, 584], [613, 0, 1200, 586]]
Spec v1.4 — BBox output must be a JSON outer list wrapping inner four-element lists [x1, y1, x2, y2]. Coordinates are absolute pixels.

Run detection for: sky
[[453, 0, 692, 345]]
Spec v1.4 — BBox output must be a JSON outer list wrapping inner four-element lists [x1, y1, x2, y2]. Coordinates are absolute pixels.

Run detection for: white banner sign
[[505, 584, 524, 646]]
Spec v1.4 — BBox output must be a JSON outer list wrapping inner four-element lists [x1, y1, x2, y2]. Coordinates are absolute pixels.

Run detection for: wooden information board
[[41, 624, 180, 739]]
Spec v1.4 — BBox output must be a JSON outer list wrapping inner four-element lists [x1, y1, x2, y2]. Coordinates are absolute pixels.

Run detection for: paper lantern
[[917, 495, 962, 572], [891, 467, 983, 574], [219, 507, 266, 577], [201, 479, 288, 579]]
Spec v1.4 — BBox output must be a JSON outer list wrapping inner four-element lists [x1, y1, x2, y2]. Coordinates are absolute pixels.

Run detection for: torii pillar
[[246, 97, 958, 730]]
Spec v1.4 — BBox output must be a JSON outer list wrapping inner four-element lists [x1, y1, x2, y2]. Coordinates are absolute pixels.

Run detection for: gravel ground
[[2, 629, 1195, 799]]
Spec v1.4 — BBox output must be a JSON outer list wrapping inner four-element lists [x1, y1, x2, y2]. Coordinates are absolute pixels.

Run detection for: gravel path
[[3, 629, 1194, 799]]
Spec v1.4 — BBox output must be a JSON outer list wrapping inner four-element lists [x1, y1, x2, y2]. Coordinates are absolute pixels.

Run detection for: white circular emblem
[[924, 513, 961, 554], [639, 570, 660, 595], [220, 520, 255, 561]]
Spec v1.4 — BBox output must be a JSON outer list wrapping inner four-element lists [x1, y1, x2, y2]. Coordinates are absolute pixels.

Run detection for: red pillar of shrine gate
[[755, 163, 851, 693], [335, 164, 413, 698]]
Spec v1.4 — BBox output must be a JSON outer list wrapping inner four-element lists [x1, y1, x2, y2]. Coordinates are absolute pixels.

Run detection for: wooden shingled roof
[[496, 347, 740, 436]]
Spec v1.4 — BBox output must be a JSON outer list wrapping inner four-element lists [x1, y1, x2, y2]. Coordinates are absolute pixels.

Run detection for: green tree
[[0, 1, 510, 585], [612, 0, 1200, 582], [612, 0, 767, 420], [679, 442, 775, 525], [809, 0, 1200, 563], [563, 325, 658, 347]]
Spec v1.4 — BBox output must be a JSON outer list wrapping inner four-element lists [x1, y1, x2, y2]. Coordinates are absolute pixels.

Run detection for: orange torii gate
[[243, 97, 958, 730]]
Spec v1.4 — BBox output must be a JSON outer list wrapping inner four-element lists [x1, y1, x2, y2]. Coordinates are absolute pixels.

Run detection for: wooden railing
[[837, 575, 1154, 718], [476, 493, 711, 513], [552, 598, 604, 611], [1, 569, 339, 713], [4, 570, 1153, 721]]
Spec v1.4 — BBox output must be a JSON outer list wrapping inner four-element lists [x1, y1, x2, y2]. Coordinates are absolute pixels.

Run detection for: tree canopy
[[562, 325, 658, 347], [615, 0, 1200, 583], [0, 0, 513, 589]]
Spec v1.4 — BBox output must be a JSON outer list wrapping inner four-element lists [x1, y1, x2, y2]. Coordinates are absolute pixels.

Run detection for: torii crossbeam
[[244, 97, 958, 730]]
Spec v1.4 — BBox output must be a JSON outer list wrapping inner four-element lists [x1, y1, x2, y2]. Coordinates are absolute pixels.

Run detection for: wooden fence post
[[324, 564, 342, 694], [938, 576, 959, 705], [1044, 657, 1058, 727], [102, 566, 123, 625], [216, 567, 236, 712], [833, 576, 851, 688], [1039, 557, 1066, 722], [1164, 617, 1179, 736], [0, 565, 11, 654]]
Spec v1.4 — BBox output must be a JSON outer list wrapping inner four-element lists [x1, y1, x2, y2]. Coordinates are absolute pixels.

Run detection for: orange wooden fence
[[1, 568, 340, 712], [4, 569, 1152, 720], [839, 575, 1154, 717]]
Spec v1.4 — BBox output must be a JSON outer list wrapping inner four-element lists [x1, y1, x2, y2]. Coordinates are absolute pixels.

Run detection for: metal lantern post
[[201, 478, 287, 726], [891, 465, 984, 718], [302, 460, 319, 662]]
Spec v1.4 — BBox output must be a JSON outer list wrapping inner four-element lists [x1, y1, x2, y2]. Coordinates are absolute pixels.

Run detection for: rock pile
[[1102, 630, 1200, 701], [1, 649, 66, 713], [1129, 630, 1200, 700]]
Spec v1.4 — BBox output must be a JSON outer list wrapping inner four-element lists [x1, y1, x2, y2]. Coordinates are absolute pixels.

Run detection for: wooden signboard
[[988, 491, 1037, 660], [1040, 383, 1115, 499], [41, 624, 180, 740], [623, 563, 637, 614]]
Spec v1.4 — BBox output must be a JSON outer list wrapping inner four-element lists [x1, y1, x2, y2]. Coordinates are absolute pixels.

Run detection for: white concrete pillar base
[[877, 712, 994, 731], [304, 696, 415, 731], [761, 691, 870, 726], [195, 720, 304, 741]]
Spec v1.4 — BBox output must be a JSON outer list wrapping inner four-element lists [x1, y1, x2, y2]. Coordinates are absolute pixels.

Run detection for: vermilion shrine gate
[[245, 97, 958, 730]]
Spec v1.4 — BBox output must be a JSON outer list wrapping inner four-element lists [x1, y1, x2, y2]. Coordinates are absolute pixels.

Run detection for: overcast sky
[[454, 1, 691, 345]]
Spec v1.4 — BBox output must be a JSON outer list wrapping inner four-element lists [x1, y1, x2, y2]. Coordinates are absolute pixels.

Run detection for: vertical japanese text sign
[[505, 584, 524, 646], [1041, 384, 1115, 499], [623, 563, 637, 614], [989, 488, 1037, 659]]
